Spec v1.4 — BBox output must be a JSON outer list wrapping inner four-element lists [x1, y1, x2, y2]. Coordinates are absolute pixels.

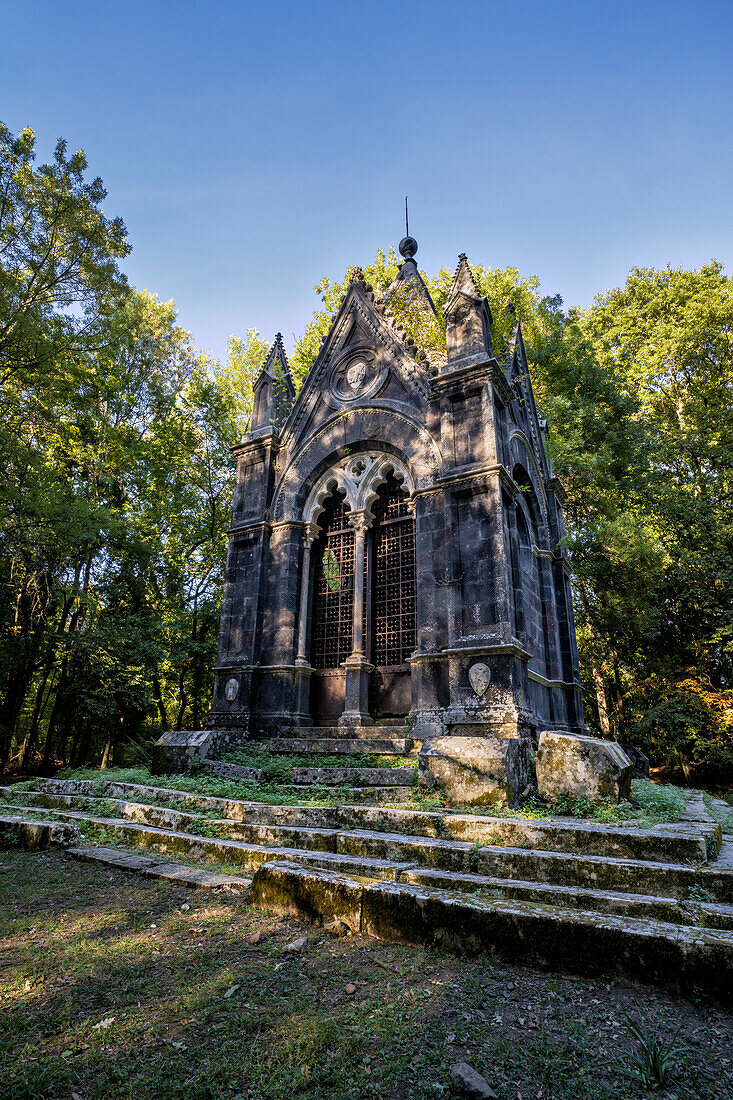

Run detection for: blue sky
[[4, 0, 732, 360]]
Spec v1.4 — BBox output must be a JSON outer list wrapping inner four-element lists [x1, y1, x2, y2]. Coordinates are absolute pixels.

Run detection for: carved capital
[[346, 509, 374, 534], [302, 522, 320, 548]]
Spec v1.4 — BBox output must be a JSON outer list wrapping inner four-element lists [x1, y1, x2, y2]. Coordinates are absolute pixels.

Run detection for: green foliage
[[576, 263, 733, 773], [0, 121, 240, 775], [629, 778, 687, 823], [213, 329, 269, 436], [621, 1014, 685, 1089]]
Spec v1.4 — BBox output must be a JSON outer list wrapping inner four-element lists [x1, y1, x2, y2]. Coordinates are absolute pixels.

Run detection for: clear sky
[[4, 0, 733, 361]]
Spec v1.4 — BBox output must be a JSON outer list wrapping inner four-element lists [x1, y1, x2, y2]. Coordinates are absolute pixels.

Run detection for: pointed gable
[[280, 266, 432, 451], [444, 253, 493, 367], [250, 333, 295, 432]]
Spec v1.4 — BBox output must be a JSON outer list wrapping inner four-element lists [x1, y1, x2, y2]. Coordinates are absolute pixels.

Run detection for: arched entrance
[[302, 453, 416, 725]]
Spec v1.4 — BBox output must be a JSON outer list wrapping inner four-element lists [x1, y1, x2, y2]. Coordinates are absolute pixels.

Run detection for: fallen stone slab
[[68, 847, 251, 888], [0, 814, 77, 850], [418, 735, 534, 807]]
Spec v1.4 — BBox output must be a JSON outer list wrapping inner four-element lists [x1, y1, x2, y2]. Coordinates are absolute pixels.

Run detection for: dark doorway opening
[[368, 472, 416, 718]]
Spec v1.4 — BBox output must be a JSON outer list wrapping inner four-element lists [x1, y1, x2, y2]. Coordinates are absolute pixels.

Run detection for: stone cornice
[[231, 431, 280, 457], [528, 668, 582, 691]]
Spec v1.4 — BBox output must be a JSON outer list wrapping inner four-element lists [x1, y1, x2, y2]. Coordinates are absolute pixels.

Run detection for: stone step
[[295, 726, 409, 738], [333, 827, 733, 900], [9, 807, 417, 880], [270, 738, 413, 755], [397, 866, 733, 929], [250, 861, 733, 1004], [68, 846, 252, 889], [0, 814, 78, 849], [10, 800, 733, 903], [11, 783, 715, 864], [290, 767, 416, 787], [289, 785, 415, 803]]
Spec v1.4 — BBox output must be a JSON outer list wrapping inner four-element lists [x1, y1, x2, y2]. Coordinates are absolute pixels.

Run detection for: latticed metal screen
[[310, 491, 355, 670], [371, 473, 416, 666]]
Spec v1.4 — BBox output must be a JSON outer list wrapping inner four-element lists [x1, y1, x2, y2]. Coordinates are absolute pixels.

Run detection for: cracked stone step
[[396, 866, 733, 929], [9, 808, 417, 881], [67, 846, 252, 888], [250, 861, 733, 1003], [269, 738, 414, 754], [333, 828, 733, 900]]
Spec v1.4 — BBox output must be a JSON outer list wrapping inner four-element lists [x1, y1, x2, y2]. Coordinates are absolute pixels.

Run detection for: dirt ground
[[0, 849, 731, 1100]]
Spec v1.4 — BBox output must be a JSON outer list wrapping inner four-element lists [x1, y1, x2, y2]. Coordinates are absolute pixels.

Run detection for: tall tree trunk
[[20, 661, 54, 771], [100, 736, 113, 769], [152, 673, 170, 730], [611, 654, 626, 737]]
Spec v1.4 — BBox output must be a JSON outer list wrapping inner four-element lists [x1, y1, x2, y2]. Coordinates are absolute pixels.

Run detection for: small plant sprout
[[621, 1013, 685, 1089]]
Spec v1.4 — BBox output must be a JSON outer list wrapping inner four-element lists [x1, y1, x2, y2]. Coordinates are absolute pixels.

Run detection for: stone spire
[[250, 333, 295, 433], [382, 228, 437, 317], [443, 253, 493, 368]]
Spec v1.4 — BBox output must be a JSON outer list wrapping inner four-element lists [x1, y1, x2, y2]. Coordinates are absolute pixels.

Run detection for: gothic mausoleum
[[205, 236, 586, 778]]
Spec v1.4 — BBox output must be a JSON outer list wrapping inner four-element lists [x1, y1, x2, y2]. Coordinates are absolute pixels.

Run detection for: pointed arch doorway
[[303, 455, 416, 725]]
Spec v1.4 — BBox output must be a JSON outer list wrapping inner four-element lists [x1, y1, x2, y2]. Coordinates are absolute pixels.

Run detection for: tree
[[578, 263, 733, 776], [0, 122, 239, 773]]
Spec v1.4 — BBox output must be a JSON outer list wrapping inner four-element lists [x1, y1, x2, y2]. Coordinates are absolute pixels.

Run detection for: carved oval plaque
[[224, 677, 239, 702], [468, 662, 491, 697]]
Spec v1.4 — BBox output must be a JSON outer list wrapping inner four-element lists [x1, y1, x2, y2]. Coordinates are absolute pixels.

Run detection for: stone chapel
[[206, 236, 585, 749]]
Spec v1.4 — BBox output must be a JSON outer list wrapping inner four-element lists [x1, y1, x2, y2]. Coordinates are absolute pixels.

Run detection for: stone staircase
[[269, 723, 417, 756], [2, 778, 732, 1001]]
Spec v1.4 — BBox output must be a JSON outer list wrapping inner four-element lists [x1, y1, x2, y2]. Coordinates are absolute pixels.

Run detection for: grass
[[0, 849, 730, 1100], [704, 792, 733, 835], [9, 767, 690, 827]]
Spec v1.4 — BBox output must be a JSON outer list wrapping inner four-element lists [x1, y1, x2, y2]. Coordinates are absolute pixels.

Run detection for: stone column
[[295, 523, 319, 667], [340, 510, 374, 728], [294, 522, 319, 724]]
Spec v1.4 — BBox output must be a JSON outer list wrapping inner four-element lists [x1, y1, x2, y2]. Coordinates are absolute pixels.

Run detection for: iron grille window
[[371, 472, 416, 666], [310, 491, 354, 669]]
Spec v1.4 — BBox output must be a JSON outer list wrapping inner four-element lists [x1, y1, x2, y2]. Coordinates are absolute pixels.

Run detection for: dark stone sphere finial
[[399, 236, 418, 260]]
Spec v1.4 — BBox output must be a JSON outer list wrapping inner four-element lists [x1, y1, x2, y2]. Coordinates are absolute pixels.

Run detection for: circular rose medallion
[[326, 350, 388, 407]]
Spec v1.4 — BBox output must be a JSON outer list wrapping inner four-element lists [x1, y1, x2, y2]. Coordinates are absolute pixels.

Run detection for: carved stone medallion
[[326, 348, 387, 407], [346, 359, 367, 391], [224, 677, 239, 702], [468, 662, 491, 697]]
